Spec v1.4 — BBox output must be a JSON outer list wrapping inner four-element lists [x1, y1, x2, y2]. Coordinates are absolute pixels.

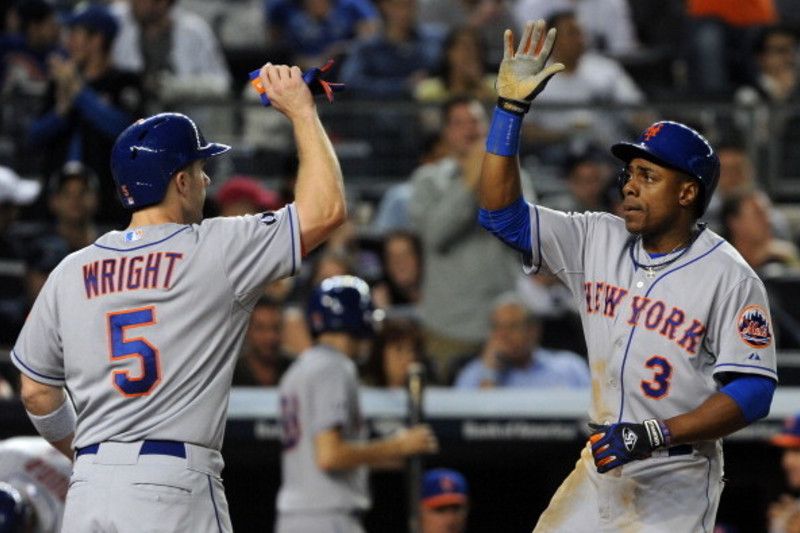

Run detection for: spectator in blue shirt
[[26, 3, 144, 226], [454, 292, 591, 389], [338, 0, 443, 99], [266, 0, 380, 70]]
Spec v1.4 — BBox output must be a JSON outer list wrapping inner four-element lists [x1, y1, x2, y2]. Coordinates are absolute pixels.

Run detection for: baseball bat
[[406, 362, 425, 533]]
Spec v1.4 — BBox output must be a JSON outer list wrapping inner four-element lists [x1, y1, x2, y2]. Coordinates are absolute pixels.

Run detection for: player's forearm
[[20, 376, 76, 457], [292, 110, 346, 254], [663, 392, 748, 445], [480, 152, 523, 210], [316, 432, 410, 471]]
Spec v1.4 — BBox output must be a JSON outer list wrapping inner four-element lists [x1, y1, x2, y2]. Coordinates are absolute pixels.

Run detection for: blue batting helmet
[[611, 121, 720, 216], [307, 275, 375, 339], [0, 482, 29, 533], [110, 113, 231, 209]]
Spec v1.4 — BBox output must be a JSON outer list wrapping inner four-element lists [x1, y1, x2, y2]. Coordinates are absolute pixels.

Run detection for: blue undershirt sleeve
[[477, 196, 532, 255], [720, 374, 776, 423]]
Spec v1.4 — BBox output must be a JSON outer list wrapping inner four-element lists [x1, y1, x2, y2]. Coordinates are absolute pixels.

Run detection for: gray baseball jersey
[[525, 205, 777, 531], [276, 343, 369, 515], [12, 206, 301, 451], [0, 437, 72, 533]]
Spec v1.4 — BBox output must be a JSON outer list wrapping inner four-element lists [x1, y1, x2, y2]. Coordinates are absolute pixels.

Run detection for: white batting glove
[[496, 19, 565, 115]]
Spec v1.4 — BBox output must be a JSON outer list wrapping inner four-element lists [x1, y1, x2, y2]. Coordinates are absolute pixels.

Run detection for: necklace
[[629, 230, 701, 279]]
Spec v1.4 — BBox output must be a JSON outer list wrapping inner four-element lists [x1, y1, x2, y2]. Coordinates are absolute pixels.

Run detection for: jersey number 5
[[640, 355, 673, 399], [108, 307, 160, 397]]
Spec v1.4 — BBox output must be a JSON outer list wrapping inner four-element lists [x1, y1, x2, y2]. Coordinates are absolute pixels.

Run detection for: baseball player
[[0, 436, 72, 533], [11, 62, 347, 533], [276, 275, 438, 533], [477, 20, 778, 532]]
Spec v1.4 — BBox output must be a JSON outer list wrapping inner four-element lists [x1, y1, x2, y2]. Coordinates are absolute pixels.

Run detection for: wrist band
[[658, 420, 673, 447], [486, 106, 524, 157], [497, 96, 530, 115], [28, 398, 76, 442]]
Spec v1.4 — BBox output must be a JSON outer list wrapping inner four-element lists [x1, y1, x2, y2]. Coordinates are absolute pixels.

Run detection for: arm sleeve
[[719, 374, 776, 423], [72, 87, 135, 140], [477, 196, 532, 255]]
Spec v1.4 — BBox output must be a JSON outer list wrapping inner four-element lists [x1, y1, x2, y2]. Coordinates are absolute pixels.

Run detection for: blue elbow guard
[[720, 375, 776, 423], [477, 196, 531, 254]]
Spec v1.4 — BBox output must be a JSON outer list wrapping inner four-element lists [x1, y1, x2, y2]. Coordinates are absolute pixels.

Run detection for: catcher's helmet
[[110, 113, 230, 209], [0, 482, 30, 533], [307, 275, 375, 339], [611, 121, 720, 216]]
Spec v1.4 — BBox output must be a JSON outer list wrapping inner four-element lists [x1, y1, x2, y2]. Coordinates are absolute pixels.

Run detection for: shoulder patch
[[737, 305, 772, 349]]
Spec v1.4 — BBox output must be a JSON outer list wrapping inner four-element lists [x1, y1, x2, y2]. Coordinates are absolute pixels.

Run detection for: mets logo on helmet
[[737, 305, 772, 348], [643, 123, 664, 141]]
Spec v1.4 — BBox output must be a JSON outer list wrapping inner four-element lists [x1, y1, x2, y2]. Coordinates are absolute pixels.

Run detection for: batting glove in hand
[[249, 59, 345, 107], [496, 19, 565, 115], [588, 419, 669, 473]]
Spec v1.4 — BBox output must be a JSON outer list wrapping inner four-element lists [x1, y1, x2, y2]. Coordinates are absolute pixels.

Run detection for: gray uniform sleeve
[[709, 276, 778, 381], [11, 265, 65, 386], [204, 204, 302, 305], [307, 361, 352, 435]]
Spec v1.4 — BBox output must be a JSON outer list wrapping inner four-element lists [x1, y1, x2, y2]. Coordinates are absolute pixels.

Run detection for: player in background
[[768, 414, 800, 533], [0, 436, 71, 533], [420, 468, 470, 533], [477, 19, 777, 532], [276, 275, 438, 533], [11, 62, 346, 533]]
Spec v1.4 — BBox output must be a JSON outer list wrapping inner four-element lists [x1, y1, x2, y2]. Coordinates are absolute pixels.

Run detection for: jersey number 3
[[640, 355, 673, 399], [108, 307, 160, 397]]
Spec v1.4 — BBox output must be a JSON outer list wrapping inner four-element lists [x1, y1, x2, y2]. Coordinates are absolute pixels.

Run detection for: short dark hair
[[15, 0, 54, 30]]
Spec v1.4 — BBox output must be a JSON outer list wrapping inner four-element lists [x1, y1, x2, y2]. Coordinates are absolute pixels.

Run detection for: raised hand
[[496, 19, 565, 115]]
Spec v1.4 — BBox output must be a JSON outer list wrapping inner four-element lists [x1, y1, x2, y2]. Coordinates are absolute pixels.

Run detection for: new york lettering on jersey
[[583, 281, 707, 355]]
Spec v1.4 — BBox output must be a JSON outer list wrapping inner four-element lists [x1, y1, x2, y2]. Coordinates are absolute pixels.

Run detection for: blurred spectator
[[522, 10, 654, 166], [720, 186, 800, 277], [541, 145, 616, 213], [232, 296, 294, 386], [0, 0, 64, 174], [214, 175, 282, 217], [361, 316, 435, 387], [1, 0, 62, 98], [705, 140, 792, 239], [735, 24, 799, 105], [417, 0, 517, 68], [768, 414, 800, 533], [0, 436, 72, 533], [371, 131, 446, 234], [514, 0, 640, 57], [338, 0, 443, 99], [25, 161, 107, 301], [683, 0, 778, 97], [420, 468, 470, 533], [453, 292, 590, 389], [371, 229, 422, 310], [27, 3, 144, 226], [0, 166, 40, 349], [266, 0, 379, 71], [110, 0, 232, 109], [414, 25, 496, 105], [733, 25, 800, 181], [407, 96, 524, 380]]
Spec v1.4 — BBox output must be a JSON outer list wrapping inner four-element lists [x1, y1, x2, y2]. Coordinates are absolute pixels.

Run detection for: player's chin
[[623, 215, 644, 234]]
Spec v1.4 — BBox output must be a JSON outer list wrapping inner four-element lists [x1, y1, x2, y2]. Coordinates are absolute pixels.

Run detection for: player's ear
[[678, 176, 699, 210]]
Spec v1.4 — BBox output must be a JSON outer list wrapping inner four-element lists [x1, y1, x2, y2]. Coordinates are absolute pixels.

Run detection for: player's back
[[277, 344, 370, 513], [13, 208, 301, 450]]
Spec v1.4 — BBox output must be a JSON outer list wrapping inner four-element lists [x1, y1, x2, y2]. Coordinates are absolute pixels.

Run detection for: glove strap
[[486, 106, 524, 157], [497, 96, 531, 116], [642, 419, 669, 449]]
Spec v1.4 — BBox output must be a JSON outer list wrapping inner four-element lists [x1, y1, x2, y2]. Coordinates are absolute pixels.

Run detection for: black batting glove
[[588, 419, 669, 473]]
